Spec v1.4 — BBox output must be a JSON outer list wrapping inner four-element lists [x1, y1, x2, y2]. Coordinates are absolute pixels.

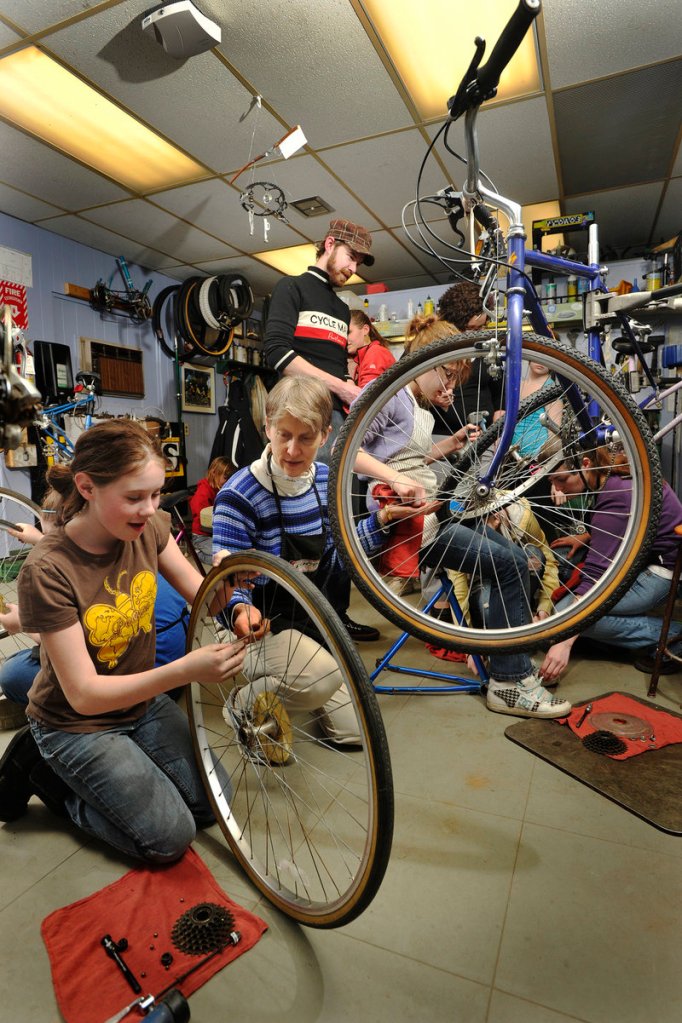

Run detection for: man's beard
[[326, 250, 351, 287]]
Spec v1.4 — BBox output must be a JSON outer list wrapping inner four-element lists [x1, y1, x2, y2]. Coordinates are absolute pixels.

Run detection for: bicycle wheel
[[0, 488, 42, 660], [329, 331, 661, 652], [185, 551, 394, 928]]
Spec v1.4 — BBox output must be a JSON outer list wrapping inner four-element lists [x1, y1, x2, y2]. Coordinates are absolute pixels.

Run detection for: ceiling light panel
[[362, 0, 541, 119], [254, 242, 364, 285], [0, 47, 208, 191]]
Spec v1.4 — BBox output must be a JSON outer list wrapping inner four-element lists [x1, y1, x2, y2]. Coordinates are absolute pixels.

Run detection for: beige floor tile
[[488, 989, 588, 1022], [339, 792, 522, 986], [496, 822, 682, 1023]]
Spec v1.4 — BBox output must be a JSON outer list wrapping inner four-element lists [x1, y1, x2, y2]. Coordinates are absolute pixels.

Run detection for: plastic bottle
[[566, 276, 577, 300], [378, 303, 388, 321], [423, 295, 434, 316], [406, 298, 414, 320], [363, 298, 369, 311], [416, 302, 424, 316]]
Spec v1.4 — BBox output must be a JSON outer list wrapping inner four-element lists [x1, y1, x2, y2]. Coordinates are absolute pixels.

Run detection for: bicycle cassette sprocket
[[171, 902, 236, 955]]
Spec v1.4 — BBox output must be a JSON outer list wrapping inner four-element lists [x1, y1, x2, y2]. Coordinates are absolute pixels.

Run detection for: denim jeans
[[30, 694, 221, 863], [422, 523, 535, 682], [0, 646, 40, 706], [556, 568, 681, 652]]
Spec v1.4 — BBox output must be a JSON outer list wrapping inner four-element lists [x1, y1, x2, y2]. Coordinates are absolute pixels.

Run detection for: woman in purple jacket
[[539, 445, 682, 682]]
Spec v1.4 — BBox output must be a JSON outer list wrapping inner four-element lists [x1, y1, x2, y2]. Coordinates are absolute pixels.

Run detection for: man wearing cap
[[264, 218, 380, 643], [264, 217, 375, 463]]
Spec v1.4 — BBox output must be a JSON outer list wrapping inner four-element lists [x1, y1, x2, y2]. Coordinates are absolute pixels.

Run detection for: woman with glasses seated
[[356, 314, 477, 595], [354, 314, 572, 719]]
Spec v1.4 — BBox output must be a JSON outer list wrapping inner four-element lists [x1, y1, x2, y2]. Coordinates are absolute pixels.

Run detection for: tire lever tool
[[101, 934, 142, 995]]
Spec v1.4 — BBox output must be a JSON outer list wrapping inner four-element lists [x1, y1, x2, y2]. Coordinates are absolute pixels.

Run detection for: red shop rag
[[371, 482, 423, 580], [41, 846, 267, 1023], [558, 692, 682, 760]]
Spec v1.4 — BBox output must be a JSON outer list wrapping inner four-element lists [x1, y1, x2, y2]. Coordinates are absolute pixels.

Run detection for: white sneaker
[[383, 575, 419, 596], [486, 673, 571, 718]]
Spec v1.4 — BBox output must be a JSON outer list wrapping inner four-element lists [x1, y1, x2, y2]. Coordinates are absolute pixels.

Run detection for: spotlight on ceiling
[[141, 1, 221, 59]]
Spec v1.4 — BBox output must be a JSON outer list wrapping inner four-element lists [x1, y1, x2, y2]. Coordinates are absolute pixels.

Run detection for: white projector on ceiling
[[141, 1, 221, 59]]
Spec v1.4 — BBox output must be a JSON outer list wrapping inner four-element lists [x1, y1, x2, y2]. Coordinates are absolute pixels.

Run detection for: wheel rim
[[186, 552, 393, 927], [329, 333, 661, 651]]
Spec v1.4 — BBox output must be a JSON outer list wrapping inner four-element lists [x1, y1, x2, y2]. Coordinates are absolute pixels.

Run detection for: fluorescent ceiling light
[[0, 47, 207, 192], [254, 243, 365, 284], [362, 0, 541, 119]]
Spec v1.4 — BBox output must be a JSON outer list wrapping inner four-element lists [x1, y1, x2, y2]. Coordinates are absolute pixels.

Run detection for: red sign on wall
[[0, 280, 28, 330]]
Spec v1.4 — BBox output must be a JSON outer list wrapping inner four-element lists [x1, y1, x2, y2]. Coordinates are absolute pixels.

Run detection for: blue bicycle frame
[[461, 107, 626, 492], [39, 392, 96, 460]]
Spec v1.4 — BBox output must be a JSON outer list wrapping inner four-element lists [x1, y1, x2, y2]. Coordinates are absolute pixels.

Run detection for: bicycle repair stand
[[370, 573, 489, 695]]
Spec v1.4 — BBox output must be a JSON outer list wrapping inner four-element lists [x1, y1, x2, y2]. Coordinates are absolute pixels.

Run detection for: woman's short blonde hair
[[265, 376, 333, 435]]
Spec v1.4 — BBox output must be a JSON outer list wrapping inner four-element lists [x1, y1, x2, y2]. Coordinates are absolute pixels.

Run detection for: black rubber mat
[[505, 691, 682, 835]]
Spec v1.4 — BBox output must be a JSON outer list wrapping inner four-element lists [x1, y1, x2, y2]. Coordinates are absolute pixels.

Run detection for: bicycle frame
[[460, 103, 666, 491], [38, 391, 96, 461]]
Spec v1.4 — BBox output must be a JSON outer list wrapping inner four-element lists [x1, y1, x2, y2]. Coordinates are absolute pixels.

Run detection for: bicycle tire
[[329, 331, 662, 651], [185, 551, 394, 928], [0, 489, 42, 659]]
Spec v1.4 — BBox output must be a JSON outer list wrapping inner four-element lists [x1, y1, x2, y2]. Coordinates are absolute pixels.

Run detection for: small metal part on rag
[[576, 702, 592, 728]]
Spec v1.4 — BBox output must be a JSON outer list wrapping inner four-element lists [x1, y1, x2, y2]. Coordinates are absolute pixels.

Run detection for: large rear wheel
[[329, 332, 661, 652]]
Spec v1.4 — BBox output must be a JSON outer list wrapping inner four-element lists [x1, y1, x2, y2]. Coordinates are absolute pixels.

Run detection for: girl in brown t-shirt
[[16, 419, 246, 862]]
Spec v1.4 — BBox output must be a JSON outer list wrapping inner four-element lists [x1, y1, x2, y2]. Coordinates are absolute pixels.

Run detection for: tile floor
[[1, 595, 681, 1023]]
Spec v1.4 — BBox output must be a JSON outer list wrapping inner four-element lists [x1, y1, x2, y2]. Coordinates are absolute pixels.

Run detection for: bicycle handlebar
[[449, 0, 541, 119]]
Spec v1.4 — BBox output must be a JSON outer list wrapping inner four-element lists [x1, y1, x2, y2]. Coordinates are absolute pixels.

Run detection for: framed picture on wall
[[180, 364, 216, 414]]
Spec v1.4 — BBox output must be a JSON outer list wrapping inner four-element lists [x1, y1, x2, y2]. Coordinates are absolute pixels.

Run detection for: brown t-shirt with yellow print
[[18, 510, 170, 733]]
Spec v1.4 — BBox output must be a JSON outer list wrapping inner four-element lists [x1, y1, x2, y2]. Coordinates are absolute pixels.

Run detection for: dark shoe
[[633, 652, 681, 675], [340, 614, 380, 643], [0, 725, 69, 821], [0, 725, 40, 822]]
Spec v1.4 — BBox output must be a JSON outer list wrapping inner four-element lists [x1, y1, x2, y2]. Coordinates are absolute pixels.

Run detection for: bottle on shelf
[[363, 298, 369, 311], [416, 302, 424, 316], [406, 298, 414, 320], [423, 295, 434, 316], [566, 276, 577, 301]]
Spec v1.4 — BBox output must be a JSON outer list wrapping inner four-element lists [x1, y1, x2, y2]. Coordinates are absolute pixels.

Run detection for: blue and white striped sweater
[[212, 461, 385, 610]]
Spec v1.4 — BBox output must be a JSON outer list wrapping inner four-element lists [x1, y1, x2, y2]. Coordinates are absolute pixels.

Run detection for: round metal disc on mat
[[588, 712, 650, 739]]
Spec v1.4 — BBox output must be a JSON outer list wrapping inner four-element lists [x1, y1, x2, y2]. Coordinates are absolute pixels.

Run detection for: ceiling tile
[[321, 129, 449, 226], [555, 61, 682, 195], [0, 1, 102, 33], [82, 200, 240, 264], [0, 120, 130, 208], [0, 181, 64, 222], [36, 213, 175, 270], [241, 153, 383, 233], [42, 0, 284, 173], [543, 0, 682, 88], [212, 0, 414, 147], [442, 96, 559, 205], [563, 183, 664, 255], [0, 22, 22, 48], [150, 179, 314, 253]]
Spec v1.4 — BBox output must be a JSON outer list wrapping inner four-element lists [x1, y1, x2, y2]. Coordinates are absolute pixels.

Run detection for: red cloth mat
[[41, 846, 267, 1023], [559, 692, 682, 760]]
